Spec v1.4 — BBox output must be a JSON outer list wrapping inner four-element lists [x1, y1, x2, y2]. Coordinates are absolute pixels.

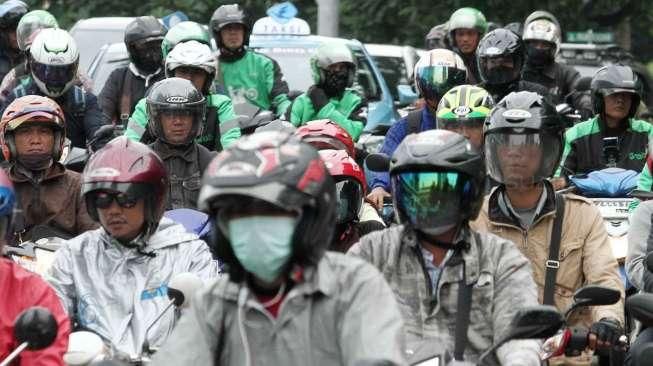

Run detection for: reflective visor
[[335, 179, 363, 224], [392, 171, 472, 229], [31, 62, 76, 88], [416, 66, 466, 98]]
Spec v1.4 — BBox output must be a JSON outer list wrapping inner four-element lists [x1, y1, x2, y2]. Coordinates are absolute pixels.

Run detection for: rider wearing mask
[[477, 28, 549, 103], [147, 77, 216, 210], [0, 169, 71, 366], [0, 95, 96, 243], [366, 49, 467, 209], [153, 131, 406, 365], [289, 43, 366, 141], [99, 16, 167, 127], [125, 40, 238, 151], [1, 28, 107, 149], [521, 11, 593, 119], [435, 84, 494, 149], [45, 137, 216, 356], [318, 149, 384, 252], [210, 4, 292, 118], [0, 0, 27, 83], [472, 91, 624, 365], [349, 129, 541, 365], [447, 7, 487, 84], [556, 65, 653, 185]]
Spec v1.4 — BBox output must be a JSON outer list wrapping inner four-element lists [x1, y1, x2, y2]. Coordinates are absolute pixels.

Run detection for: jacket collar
[[8, 161, 66, 183], [487, 180, 557, 227], [523, 62, 557, 79], [151, 140, 196, 163], [128, 63, 163, 87]]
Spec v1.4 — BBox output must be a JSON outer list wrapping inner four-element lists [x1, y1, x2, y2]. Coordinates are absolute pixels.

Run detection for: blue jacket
[[369, 108, 436, 190]]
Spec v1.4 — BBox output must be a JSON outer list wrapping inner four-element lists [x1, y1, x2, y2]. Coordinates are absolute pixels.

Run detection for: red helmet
[[318, 149, 365, 224], [295, 119, 356, 158], [82, 136, 168, 237], [0, 95, 65, 161]]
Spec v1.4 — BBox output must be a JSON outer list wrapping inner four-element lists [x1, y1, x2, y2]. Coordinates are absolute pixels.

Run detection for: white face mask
[[420, 223, 457, 236]]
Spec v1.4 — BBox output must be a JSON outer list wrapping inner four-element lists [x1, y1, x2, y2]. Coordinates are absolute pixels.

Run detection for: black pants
[[626, 327, 653, 366]]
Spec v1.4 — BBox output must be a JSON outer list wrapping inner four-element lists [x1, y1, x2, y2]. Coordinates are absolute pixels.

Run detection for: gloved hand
[[588, 317, 623, 350], [307, 86, 329, 111], [88, 124, 120, 153]]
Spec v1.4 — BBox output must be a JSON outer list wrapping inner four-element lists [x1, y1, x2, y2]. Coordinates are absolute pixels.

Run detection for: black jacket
[[480, 79, 552, 104]]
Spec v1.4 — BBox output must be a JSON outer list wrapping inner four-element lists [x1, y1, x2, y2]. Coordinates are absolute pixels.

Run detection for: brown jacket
[[470, 183, 624, 328], [7, 163, 97, 243]]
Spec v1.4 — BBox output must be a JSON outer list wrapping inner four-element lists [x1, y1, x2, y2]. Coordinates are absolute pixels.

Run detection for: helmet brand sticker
[[502, 109, 532, 119], [166, 96, 189, 103], [87, 167, 120, 178], [454, 106, 471, 116], [216, 162, 257, 177]]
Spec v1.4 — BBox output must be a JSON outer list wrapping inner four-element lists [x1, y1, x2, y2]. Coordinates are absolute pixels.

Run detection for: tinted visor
[[415, 66, 466, 101], [31, 62, 77, 89], [335, 179, 363, 224], [392, 171, 473, 230]]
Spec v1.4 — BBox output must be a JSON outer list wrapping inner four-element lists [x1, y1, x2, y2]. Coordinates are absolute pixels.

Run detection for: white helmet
[[29, 28, 79, 97], [165, 40, 216, 93], [522, 19, 561, 54], [413, 49, 467, 102]]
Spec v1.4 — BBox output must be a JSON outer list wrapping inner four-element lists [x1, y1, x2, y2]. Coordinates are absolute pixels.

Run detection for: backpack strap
[[543, 193, 566, 306], [406, 108, 423, 135], [119, 68, 133, 127]]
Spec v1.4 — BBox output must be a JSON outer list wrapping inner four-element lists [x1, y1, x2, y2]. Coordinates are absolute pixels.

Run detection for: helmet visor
[[150, 102, 206, 145], [392, 171, 473, 231], [335, 178, 363, 224], [31, 62, 77, 90], [478, 55, 521, 85], [484, 132, 562, 186], [415, 66, 466, 101]]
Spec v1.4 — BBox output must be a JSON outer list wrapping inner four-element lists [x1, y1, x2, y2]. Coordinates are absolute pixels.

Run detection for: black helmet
[[591, 64, 641, 118], [477, 29, 524, 86], [389, 129, 485, 235], [124, 16, 167, 74], [197, 131, 336, 282], [484, 91, 565, 187], [503, 22, 524, 37], [0, 0, 27, 30], [210, 4, 250, 50], [146, 77, 206, 146]]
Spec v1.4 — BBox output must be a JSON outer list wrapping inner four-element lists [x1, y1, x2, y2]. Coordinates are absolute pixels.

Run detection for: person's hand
[[367, 187, 391, 211], [588, 317, 623, 350], [550, 177, 567, 191], [307, 86, 329, 111]]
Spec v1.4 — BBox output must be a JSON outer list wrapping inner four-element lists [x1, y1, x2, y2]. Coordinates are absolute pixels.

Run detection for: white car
[[69, 17, 135, 73]]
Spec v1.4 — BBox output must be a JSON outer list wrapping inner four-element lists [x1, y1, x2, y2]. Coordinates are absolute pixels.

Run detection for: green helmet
[[436, 85, 494, 129], [16, 9, 57, 51], [161, 21, 211, 59], [448, 7, 488, 37], [310, 42, 355, 86]]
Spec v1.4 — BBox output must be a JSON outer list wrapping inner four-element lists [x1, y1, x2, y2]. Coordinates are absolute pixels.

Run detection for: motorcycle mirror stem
[[0, 307, 58, 366]]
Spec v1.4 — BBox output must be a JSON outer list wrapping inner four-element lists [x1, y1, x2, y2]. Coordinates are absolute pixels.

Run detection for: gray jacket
[[626, 200, 653, 290], [45, 217, 217, 357], [348, 225, 542, 366], [152, 252, 407, 365]]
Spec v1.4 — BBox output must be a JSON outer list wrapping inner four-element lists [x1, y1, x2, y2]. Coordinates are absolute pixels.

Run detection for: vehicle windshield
[[372, 55, 409, 100], [254, 44, 381, 101], [88, 48, 129, 94]]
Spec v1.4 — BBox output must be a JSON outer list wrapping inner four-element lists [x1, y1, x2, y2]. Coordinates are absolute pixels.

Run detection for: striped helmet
[[436, 84, 494, 129]]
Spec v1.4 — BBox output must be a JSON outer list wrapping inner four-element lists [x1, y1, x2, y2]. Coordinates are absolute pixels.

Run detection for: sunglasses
[[93, 192, 139, 209]]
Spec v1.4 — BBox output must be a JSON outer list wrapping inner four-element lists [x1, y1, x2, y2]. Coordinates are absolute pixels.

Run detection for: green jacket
[[290, 89, 365, 141], [124, 93, 238, 151], [218, 50, 291, 117]]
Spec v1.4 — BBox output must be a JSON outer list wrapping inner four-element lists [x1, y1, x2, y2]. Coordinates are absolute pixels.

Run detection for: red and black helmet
[[295, 119, 356, 158], [198, 131, 336, 278], [82, 136, 168, 238], [319, 149, 365, 224]]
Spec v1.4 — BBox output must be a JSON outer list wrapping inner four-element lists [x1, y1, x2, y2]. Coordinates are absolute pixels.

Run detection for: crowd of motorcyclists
[[2, 1, 653, 365]]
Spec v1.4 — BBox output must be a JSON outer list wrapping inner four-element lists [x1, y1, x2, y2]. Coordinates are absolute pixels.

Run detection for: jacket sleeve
[[347, 228, 392, 271], [214, 96, 240, 149], [490, 237, 542, 366], [0, 68, 16, 103], [44, 243, 77, 317], [124, 98, 148, 141], [18, 275, 71, 366], [337, 258, 406, 365], [556, 127, 579, 177], [266, 57, 291, 117], [626, 201, 653, 290], [288, 95, 306, 126], [151, 283, 221, 365], [97, 68, 123, 122], [368, 118, 409, 190], [186, 240, 220, 280], [315, 102, 365, 141], [582, 205, 625, 324], [83, 92, 110, 143]]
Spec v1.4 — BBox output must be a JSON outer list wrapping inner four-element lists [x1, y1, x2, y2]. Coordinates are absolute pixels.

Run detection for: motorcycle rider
[[436, 84, 494, 149], [367, 49, 467, 209], [319, 149, 384, 252], [521, 10, 593, 119], [0, 0, 27, 83], [447, 7, 487, 84], [556, 65, 653, 185], [349, 129, 541, 365], [147, 77, 216, 210], [210, 4, 292, 118], [99, 16, 167, 127], [0, 95, 96, 243], [152, 131, 406, 365], [0, 169, 71, 365], [1, 28, 107, 149], [471, 91, 624, 365], [125, 41, 237, 151], [425, 22, 449, 50], [45, 136, 216, 356], [289, 43, 366, 141], [477, 28, 550, 103]]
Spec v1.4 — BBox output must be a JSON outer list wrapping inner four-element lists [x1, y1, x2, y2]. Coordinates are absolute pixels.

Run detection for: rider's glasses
[[93, 191, 139, 209]]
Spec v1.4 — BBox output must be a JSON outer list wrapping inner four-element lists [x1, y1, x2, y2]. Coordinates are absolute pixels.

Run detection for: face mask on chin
[[16, 152, 52, 171]]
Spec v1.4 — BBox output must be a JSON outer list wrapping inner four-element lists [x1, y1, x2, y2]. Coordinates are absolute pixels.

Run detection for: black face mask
[[526, 45, 555, 67], [131, 43, 162, 74], [17, 153, 52, 171], [323, 69, 350, 97]]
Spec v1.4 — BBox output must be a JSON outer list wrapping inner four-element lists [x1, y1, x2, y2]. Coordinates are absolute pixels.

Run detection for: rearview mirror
[[626, 293, 653, 327], [565, 285, 621, 318], [365, 153, 390, 172], [14, 307, 58, 350]]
